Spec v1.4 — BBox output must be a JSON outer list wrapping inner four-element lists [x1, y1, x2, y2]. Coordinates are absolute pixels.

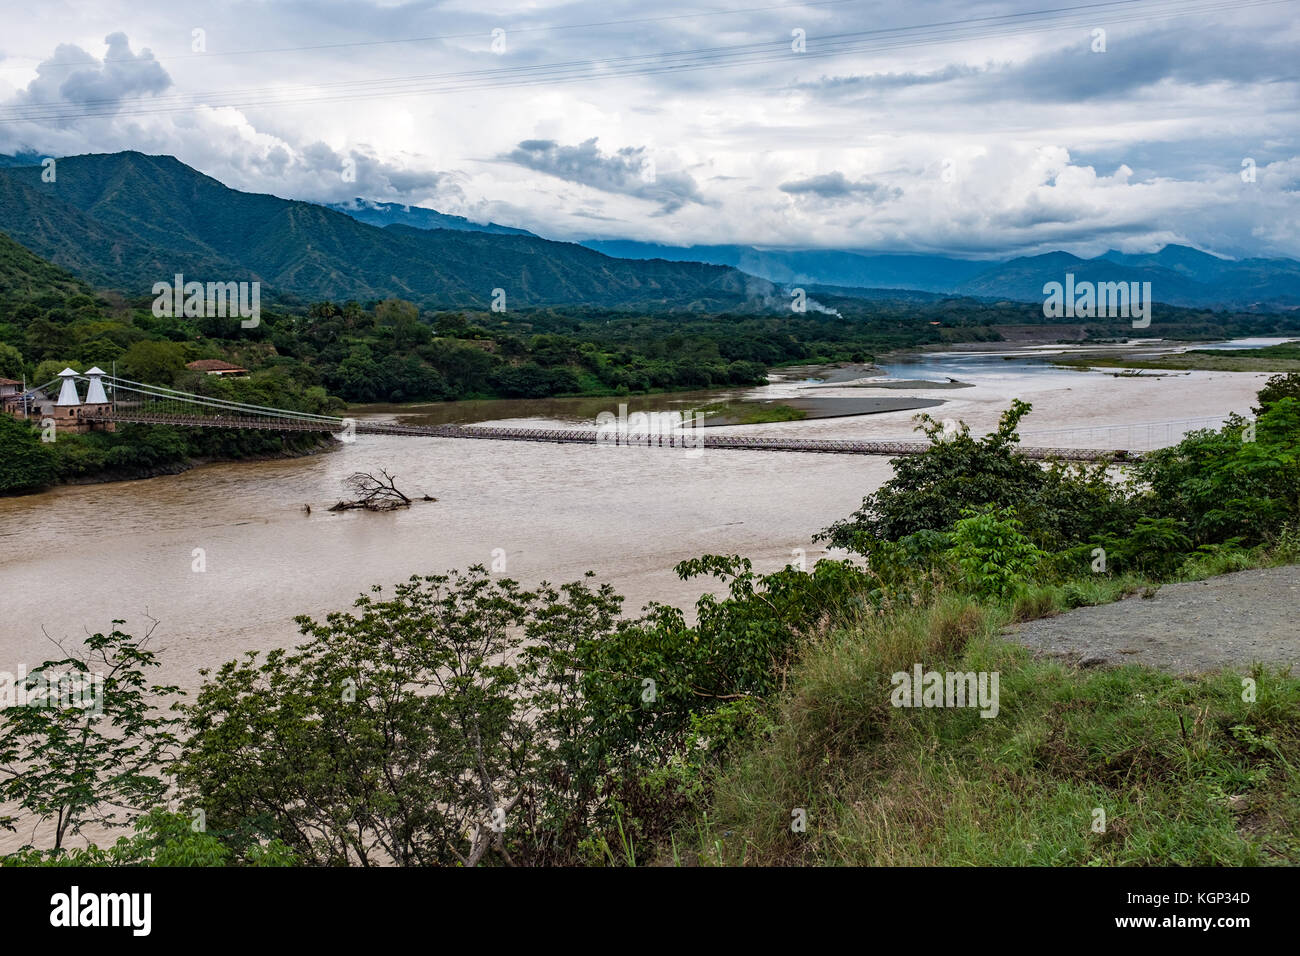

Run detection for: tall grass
[[697, 581, 1300, 866]]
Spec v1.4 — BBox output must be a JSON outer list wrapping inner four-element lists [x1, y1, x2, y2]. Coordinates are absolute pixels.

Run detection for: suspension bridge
[[13, 367, 1234, 463]]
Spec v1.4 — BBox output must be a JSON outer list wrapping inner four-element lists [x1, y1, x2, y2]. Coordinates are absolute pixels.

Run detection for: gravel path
[[1006, 565, 1300, 675]]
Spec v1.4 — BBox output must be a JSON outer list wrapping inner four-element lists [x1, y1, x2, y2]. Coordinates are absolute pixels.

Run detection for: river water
[[0, 343, 1279, 695]]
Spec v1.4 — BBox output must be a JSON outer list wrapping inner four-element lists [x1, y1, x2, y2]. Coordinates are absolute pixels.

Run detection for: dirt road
[[1007, 565, 1300, 675]]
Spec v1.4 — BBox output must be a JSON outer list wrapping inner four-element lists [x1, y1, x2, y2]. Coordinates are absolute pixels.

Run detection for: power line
[[3, 0, 1170, 114], [0, 0, 1290, 123], [0, 0, 1262, 119], [0, 0, 868, 68]]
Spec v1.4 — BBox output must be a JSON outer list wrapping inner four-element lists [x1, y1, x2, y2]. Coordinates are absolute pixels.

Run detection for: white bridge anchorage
[[19, 370, 1235, 463]]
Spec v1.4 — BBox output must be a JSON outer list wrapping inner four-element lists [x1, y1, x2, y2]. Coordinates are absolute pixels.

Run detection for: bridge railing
[[1018, 416, 1228, 450]]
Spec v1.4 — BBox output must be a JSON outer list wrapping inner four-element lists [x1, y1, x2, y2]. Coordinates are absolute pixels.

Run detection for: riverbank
[[2, 431, 337, 496], [64, 437, 339, 487]]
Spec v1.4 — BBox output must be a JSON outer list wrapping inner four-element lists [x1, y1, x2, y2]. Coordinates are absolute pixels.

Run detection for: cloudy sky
[[1, 0, 1297, 259]]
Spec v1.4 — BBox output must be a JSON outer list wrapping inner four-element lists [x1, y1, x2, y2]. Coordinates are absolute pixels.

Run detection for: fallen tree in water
[[328, 469, 434, 511]]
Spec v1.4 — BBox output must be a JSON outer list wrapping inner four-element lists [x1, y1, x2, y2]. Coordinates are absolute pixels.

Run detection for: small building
[[186, 359, 249, 377], [0, 377, 27, 416]]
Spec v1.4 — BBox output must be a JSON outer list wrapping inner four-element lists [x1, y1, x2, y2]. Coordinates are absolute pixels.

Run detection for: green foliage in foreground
[[819, 379, 1300, 576], [818, 400, 1135, 557], [1255, 372, 1300, 413], [0, 624, 182, 849], [2, 809, 297, 867], [702, 593, 1300, 865], [697, 375, 1300, 866], [948, 506, 1046, 600], [171, 558, 873, 866]]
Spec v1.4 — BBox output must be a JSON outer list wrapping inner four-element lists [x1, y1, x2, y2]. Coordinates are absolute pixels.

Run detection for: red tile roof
[[0, 378, 22, 386]]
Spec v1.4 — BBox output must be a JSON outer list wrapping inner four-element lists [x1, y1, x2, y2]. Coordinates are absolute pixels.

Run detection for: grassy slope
[[0, 231, 92, 302], [698, 558, 1300, 866]]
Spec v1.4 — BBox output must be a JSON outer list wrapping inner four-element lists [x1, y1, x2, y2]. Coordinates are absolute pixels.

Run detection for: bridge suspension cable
[[85, 374, 350, 426]]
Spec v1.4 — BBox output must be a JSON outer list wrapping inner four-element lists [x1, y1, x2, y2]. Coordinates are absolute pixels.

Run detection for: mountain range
[[325, 198, 535, 237], [0, 150, 1298, 311], [582, 241, 1300, 310], [0, 152, 766, 309]]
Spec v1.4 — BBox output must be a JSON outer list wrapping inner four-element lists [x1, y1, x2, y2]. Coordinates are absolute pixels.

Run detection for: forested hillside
[[0, 152, 764, 309]]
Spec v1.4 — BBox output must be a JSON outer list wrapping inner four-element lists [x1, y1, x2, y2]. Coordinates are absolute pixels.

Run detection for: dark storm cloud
[[292, 141, 449, 198], [985, 30, 1300, 103], [779, 171, 901, 203], [796, 63, 981, 94], [500, 137, 705, 213], [800, 27, 1298, 105]]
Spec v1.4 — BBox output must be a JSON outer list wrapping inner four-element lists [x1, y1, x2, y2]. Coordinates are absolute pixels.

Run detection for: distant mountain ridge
[[0, 152, 768, 309], [581, 240, 991, 293], [0, 151, 44, 168], [582, 240, 1300, 310], [325, 198, 535, 237]]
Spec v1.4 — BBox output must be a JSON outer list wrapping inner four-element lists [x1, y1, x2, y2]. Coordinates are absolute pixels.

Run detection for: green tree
[[119, 339, 188, 385], [0, 622, 183, 849], [1255, 373, 1300, 415], [375, 298, 427, 351], [818, 401, 1128, 555], [574, 555, 872, 766], [0, 341, 23, 379], [1136, 398, 1300, 546], [177, 568, 540, 866], [947, 506, 1045, 600], [31, 359, 78, 388]]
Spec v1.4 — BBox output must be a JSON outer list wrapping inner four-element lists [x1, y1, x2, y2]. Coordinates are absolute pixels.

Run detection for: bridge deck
[[85, 410, 1139, 462]]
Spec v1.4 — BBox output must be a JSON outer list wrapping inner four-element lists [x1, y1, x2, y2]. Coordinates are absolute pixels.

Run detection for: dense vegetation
[[4, 376, 1296, 865], [0, 269, 1017, 491]]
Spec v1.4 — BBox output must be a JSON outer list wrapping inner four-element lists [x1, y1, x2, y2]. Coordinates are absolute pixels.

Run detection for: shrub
[[1134, 398, 1299, 547], [946, 506, 1045, 601], [1254, 372, 1300, 414], [818, 401, 1135, 556]]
